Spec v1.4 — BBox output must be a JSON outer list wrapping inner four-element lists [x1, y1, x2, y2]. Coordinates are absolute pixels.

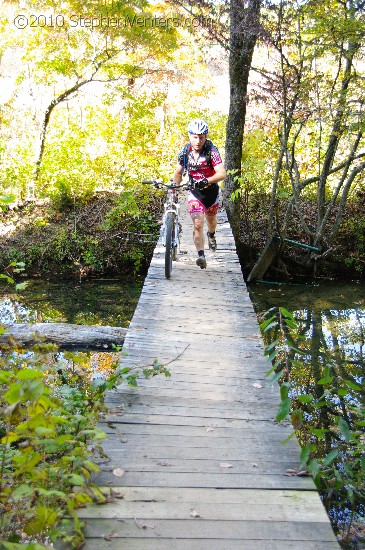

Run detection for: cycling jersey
[[178, 142, 223, 208]]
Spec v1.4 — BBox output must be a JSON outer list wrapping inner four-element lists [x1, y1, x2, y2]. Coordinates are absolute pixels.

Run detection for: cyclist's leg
[[192, 212, 204, 250], [206, 213, 217, 233], [188, 194, 207, 268], [205, 199, 219, 251], [188, 195, 205, 251]]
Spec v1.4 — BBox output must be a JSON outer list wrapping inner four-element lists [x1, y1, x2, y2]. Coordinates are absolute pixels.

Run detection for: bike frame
[[142, 180, 190, 278], [161, 187, 180, 250]]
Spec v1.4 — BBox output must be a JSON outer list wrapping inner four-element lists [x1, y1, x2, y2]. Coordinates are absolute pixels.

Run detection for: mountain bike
[[142, 180, 190, 279]]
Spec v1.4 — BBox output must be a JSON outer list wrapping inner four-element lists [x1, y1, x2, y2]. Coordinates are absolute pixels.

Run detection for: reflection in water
[[0, 277, 142, 384], [0, 278, 143, 327], [249, 281, 365, 548]]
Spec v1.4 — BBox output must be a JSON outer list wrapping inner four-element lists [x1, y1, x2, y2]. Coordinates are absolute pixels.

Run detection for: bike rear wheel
[[165, 212, 175, 279]]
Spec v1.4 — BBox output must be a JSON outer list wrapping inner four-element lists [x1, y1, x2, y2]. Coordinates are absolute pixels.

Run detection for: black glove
[[195, 178, 209, 190]]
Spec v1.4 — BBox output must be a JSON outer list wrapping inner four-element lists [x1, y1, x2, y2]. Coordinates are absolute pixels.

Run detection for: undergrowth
[[0, 332, 170, 548]]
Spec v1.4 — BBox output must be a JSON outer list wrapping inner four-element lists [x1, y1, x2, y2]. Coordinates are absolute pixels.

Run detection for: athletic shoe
[[207, 231, 217, 251], [196, 256, 207, 269]]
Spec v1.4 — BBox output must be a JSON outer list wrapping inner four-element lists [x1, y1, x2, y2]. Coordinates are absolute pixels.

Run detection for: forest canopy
[[1, 0, 365, 277]]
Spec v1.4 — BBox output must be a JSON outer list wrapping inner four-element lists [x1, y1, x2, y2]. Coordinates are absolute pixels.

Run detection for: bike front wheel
[[164, 212, 175, 279]]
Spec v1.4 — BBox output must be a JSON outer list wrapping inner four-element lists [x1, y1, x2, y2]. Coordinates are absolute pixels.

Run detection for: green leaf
[[338, 418, 351, 442], [11, 484, 35, 500], [287, 344, 306, 355], [260, 315, 277, 331], [0, 370, 11, 383], [297, 394, 314, 404], [17, 369, 44, 381], [264, 340, 278, 353], [24, 505, 59, 535], [15, 281, 29, 291], [280, 381, 291, 400], [317, 365, 333, 385], [35, 426, 56, 437], [280, 307, 294, 320], [323, 449, 339, 466], [317, 375, 333, 385], [0, 273, 14, 284], [300, 445, 311, 468], [276, 397, 291, 422], [308, 458, 320, 479], [280, 430, 296, 445], [263, 321, 278, 332], [0, 194, 16, 203], [345, 380, 362, 392], [1, 431, 20, 444], [67, 474, 85, 485], [21, 378, 45, 402], [267, 349, 280, 362], [38, 488, 67, 499], [4, 384, 21, 404]]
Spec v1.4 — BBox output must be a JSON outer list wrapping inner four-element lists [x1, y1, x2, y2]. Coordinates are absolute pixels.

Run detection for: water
[[0, 277, 143, 384], [248, 279, 365, 549], [0, 278, 143, 327]]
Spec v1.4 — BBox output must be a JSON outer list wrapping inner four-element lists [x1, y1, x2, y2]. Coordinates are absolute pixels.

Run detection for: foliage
[[0, 189, 161, 278], [0, 342, 106, 548], [260, 306, 365, 546], [0, 0, 178, 197], [0, 336, 170, 547], [230, 128, 279, 201], [239, 0, 365, 270], [0, 0, 227, 206]]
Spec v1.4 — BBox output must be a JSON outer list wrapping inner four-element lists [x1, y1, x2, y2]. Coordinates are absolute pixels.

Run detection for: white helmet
[[187, 119, 209, 135]]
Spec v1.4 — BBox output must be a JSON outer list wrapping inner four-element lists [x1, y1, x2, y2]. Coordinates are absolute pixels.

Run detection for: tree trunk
[[0, 323, 127, 350], [223, 0, 261, 235], [34, 78, 94, 182]]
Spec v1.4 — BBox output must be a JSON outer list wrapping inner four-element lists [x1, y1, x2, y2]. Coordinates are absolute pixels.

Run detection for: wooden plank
[[82, 485, 322, 506], [92, 471, 314, 490], [98, 444, 301, 462], [101, 436, 295, 452], [77, 489, 329, 522], [247, 232, 281, 282], [83, 519, 338, 541], [80, 485, 325, 505], [79, 540, 340, 550], [91, 458, 302, 475], [98, 420, 291, 438], [103, 405, 278, 422]]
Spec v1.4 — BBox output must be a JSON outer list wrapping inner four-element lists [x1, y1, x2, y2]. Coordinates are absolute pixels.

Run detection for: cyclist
[[172, 119, 226, 269]]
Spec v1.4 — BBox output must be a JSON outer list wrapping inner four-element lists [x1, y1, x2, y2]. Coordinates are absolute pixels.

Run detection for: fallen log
[[0, 323, 127, 350]]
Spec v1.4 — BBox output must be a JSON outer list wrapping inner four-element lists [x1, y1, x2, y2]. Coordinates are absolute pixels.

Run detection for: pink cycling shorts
[[188, 192, 220, 217]]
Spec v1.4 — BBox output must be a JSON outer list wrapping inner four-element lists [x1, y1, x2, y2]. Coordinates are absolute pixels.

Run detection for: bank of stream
[[0, 277, 364, 548]]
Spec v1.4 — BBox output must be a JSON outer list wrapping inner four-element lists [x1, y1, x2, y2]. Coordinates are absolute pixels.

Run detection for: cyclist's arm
[[206, 162, 226, 185], [173, 163, 183, 185]]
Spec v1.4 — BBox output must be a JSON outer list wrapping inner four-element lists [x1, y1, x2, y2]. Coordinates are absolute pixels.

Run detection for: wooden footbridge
[[78, 197, 339, 549]]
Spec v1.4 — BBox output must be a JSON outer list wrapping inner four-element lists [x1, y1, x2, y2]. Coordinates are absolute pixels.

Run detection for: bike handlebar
[[142, 180, 191, 190]]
